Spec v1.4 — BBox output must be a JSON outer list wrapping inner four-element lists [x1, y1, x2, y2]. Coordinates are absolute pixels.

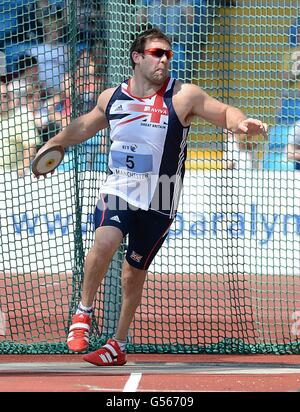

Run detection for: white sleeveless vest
[[100, 77, 189, 217]]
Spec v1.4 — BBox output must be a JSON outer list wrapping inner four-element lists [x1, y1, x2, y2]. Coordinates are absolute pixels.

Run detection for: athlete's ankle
[[113, 336, 127, 352], [76, 301, 93, 317]]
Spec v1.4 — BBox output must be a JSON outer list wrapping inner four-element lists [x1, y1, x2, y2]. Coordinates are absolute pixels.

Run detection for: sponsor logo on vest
[[144, 106, 168, 115]]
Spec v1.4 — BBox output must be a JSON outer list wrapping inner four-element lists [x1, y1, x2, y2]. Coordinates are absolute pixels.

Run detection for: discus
[[32, 145, 65, 177]]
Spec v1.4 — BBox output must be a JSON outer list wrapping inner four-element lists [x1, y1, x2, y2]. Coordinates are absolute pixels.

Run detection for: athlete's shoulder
[[173, 80, 205, 98], [97, 86, 118, 113], [99, 86, 119, 102], [172, 81, 208, 126]]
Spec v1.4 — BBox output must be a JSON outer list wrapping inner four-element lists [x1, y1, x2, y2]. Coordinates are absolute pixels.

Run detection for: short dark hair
[[129, 27, 172, 69]]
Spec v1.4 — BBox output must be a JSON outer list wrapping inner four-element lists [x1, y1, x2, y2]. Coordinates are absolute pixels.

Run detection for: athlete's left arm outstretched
[[180, 83, 268, 139]]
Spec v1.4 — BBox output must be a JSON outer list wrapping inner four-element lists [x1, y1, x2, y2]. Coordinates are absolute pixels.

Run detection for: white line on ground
[[1, 363, 300, 375], [123, 373, 142, 392]]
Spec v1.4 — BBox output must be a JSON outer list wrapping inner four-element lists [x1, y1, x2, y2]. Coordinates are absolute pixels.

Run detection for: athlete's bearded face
[[139, 39, 172, 85]]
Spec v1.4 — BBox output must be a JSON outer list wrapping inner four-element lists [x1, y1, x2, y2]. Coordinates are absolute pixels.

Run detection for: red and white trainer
[[67, 313, 91, 353], [83, 338, 127, 366]]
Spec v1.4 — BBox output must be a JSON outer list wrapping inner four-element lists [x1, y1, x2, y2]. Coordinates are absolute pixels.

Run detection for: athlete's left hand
[[236, 118, 268, 139]]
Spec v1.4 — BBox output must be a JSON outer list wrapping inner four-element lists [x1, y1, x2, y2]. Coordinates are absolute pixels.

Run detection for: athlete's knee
[[93, 226, 123, 256]]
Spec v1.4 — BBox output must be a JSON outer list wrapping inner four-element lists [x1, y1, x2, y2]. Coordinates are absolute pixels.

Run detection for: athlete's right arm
[[37, 87, 115, 152]]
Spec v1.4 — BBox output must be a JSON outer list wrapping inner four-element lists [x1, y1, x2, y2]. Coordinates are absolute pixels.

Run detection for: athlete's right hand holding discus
[[32, 27, 268, 363], [32, 144, 65, 178]]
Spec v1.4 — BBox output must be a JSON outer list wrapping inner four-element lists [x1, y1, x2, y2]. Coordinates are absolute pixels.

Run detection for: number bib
[[110, 141, 153, 176]]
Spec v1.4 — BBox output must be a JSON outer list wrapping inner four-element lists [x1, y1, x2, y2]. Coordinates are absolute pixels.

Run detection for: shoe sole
[[83, 354, 127, 366]]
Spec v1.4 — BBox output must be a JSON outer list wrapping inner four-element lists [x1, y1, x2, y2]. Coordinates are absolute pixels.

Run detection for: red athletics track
[[1, 353, 300, 392]]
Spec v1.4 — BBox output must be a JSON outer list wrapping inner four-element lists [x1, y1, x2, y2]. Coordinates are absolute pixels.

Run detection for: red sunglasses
[[143, 48, 174, 60]]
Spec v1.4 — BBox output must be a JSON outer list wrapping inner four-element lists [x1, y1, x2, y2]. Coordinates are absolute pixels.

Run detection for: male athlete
[[33, 28, 268, 366]]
